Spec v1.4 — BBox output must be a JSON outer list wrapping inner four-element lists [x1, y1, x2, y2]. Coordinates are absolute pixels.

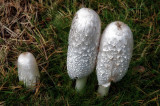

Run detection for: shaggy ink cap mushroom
[[96, 21, 133, 96], [67, 8, 101, 91], [18, 52, 40, 90]]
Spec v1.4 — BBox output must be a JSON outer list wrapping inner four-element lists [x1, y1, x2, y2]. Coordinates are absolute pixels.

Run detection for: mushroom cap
[[18, 52, 40, 88], [96, 21, 133, 86], [67, 8, 101, 79]]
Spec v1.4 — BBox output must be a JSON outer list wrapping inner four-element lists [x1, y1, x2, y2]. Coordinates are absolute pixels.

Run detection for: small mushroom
[[18, 52, 40, 89], [67, 8, 101, 91], [96, 21, 133, 96]]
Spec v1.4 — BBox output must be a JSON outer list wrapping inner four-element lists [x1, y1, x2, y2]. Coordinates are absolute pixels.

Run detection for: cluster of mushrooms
[[16, 8, 133, 97], [67, 8, 133, 96]]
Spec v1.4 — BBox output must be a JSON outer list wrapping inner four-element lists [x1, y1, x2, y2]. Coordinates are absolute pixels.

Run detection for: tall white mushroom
[[67, 8, 101, 91], [18, 52, 40, 89], [96, 21, 133, 96]]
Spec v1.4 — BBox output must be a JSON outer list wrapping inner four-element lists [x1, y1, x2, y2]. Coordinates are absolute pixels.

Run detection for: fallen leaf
[[133, 66, 145, 73]]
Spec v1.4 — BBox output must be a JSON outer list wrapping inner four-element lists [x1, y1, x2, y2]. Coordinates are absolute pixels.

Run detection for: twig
[[0, 22, 18, 37]]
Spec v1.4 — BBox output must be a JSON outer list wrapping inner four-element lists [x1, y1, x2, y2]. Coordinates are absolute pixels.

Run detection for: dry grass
[[0, 0, 52, 77]]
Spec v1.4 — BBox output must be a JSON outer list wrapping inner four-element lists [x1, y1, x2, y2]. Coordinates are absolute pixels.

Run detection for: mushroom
[[96, 21, 133, 96], [18, 52, 40, 89], [67, 8, 101, 91]]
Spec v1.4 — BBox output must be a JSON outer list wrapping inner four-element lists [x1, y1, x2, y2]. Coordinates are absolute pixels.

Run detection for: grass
[[0, 0, 160, 105]]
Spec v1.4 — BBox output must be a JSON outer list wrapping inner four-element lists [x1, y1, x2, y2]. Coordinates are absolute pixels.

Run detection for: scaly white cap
[[67, 8, 101, 79], [96, 21, 133, 86]]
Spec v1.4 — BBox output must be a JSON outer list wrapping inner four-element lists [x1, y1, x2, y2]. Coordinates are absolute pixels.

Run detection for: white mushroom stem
[[75, 76, 87, 91], [98, 82, 111, 97], [18, 52, 40, 90]]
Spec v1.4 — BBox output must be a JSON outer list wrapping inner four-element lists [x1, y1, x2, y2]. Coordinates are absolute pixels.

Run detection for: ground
[[0, 0, 160, 105]]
